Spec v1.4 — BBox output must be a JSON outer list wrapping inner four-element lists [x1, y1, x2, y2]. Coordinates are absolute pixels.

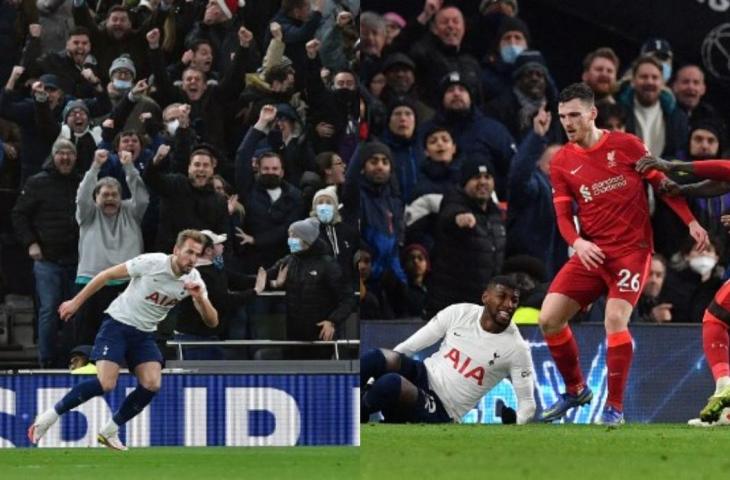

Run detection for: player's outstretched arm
[[679, 179, 730, 198], [393, 308, 450, 356], [59, 263, 130, 321]]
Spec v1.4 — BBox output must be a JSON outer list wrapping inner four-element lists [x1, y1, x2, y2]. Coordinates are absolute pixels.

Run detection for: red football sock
[[703, 314, 730, 380], [545, 326, 585, 396], [606, 330, 633, 412]]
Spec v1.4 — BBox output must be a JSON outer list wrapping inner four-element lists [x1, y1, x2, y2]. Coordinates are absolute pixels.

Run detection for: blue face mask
[[113, 79, 132, 91], [315, 204, 335, 224], [500, 44, 525, 64], [288, 237, 303, 253], [661, 62, 672, 82]]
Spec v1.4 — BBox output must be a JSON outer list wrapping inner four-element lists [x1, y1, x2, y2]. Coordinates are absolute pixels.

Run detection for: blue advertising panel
[[362, 322, 714, 423], [0, 374, 359, 448]]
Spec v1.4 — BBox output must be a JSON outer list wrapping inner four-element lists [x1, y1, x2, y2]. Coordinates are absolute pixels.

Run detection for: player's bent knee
[[140, 377, 162, 392], [380, 349, 401, 371], [99, 378, 117, 393]]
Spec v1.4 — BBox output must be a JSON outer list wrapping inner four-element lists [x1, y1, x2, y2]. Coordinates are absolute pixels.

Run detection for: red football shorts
[[548, 249, 652, 308]]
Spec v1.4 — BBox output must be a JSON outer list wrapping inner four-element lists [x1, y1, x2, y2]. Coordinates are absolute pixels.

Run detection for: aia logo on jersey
[[145, 292, 179, 307], [444, 348, 485, 386], [579, 184, 593, 203], [607, 150, 617, 168]]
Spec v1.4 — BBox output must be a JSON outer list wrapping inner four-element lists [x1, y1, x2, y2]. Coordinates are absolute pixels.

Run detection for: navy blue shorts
[[382, 354, 451, 424], [91, 314, 163, 371]]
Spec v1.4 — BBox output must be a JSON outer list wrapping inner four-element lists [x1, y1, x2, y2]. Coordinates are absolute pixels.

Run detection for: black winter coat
[[143, 160, 228, 253], [425, 188, 506, 317], [11, 162, 80, 264], [271, 239, 355, 341]]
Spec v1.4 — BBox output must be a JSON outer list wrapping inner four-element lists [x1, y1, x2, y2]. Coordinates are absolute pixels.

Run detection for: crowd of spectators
[[358, 0, 730, 326], [0, 0, 359, 367]]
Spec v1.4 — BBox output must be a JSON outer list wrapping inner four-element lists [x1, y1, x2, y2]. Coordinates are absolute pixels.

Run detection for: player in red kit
[[636, 155, 730, 424], [539, 83, 708, 425]]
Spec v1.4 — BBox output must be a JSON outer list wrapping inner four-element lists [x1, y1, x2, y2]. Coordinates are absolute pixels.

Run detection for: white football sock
[[715, 376, 730, 395]]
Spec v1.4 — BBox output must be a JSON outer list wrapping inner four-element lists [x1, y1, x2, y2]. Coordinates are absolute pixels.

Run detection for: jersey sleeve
[[509, 342, 536, 425], [393, 305, 452, 356], [549, 152, 580, 246]]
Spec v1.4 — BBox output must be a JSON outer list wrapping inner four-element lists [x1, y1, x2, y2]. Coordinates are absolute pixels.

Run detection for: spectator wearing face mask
[[664, 236, 724, 323], [234, 104, 304, 274], [106, 56, 161, 133], [309, 185, 358, 284], [264, 217, 355, 359]]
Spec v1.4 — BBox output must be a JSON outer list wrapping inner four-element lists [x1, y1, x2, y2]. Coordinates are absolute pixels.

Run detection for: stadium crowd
[[2, 0, 730, 369], [0, 0, 359, 367], [357, 0, 730, 327]]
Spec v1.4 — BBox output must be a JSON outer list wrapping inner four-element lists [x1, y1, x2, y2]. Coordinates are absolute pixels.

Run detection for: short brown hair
[[583, 47, 620, 73], [632, 55, 662, 77], [175, 229, 206, 249]]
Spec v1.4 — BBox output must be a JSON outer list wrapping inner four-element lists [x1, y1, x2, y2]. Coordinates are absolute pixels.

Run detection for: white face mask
[[689, 255, 717, 276], [166, 119, 180, 136]]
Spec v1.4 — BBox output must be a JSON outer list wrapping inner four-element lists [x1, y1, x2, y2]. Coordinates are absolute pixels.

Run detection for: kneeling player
[[360, 276, 536, 424]]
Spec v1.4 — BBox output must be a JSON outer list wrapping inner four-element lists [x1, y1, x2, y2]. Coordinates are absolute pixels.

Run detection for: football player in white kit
[[361, 276, 536, 424], [28, 229, 218, 450]]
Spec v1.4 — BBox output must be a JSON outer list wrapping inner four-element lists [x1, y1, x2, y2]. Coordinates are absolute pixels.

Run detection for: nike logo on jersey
[[570, 165, 583, 175], [521, 370, 531, 378], [453, 332, 462, 337]]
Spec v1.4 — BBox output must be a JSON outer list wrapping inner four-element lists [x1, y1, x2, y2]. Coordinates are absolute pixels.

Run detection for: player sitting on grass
[[636, 155, 730, 426], [28, 229, 218, 450], [360, 276, 536, 424]]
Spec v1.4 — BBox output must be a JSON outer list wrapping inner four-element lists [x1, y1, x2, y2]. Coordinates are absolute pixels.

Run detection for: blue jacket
[[419, 107, 516, 199], [380, 129, 423, 203], [506, 131, 567, 278], [345, 145, 406, 284]]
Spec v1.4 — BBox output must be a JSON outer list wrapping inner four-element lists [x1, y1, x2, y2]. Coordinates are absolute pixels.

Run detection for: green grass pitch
[[361, 423, 730, 480], [0, 446, 358, 480]]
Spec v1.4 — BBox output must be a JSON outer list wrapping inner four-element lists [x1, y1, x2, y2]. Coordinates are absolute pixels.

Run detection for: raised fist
[[259, 104, 277, 124], [28, 24, 42, 38], [119, 150, 133, 165], [238, 27, 254, 48], [146, 28, 160, 48], [81, 68, 99, 85], [153, 144, 171, 164], [336, 11, 353, 27], [270, 22, 282, 41], [305, 39, 321, 59], [10, 65, 25, 80], [93, 149, 109, 166]]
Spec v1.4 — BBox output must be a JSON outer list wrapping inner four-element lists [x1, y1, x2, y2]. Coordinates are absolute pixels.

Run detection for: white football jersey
[[106, 253, 207, 332], [394, 303, 535, 423]]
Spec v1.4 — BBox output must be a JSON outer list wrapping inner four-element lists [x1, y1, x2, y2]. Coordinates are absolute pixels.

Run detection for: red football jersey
[[550, 131, 653, 256]]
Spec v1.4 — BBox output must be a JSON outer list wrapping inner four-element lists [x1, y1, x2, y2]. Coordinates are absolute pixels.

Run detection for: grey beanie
[[289, 218, 321, 245], [52, 138, 76, 156], [62, 99, 90, 122], [109, 54, 136, 78]]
